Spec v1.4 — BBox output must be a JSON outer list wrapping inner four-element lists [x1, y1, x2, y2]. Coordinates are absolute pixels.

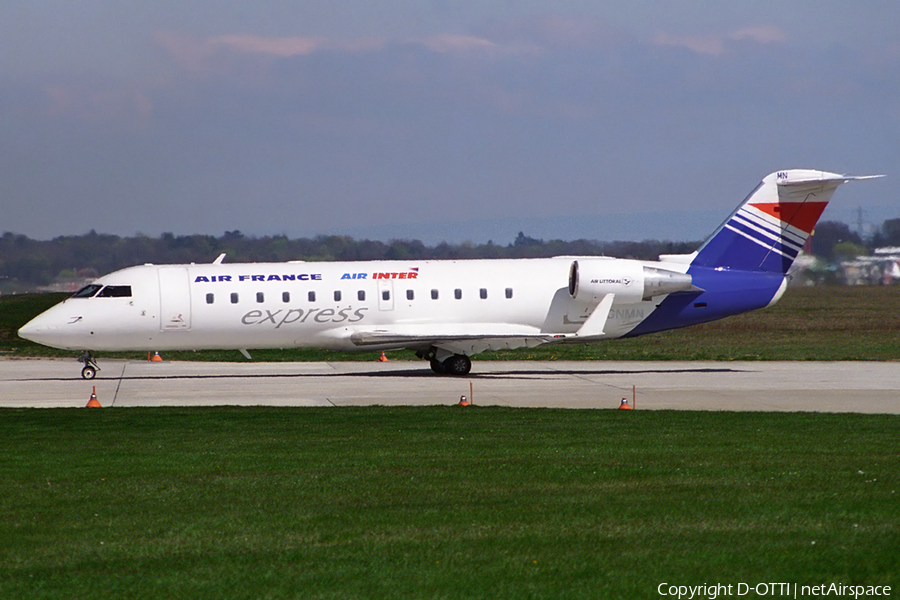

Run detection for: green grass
[[0, 407, 897, 599], [4, 286, 900, 361]]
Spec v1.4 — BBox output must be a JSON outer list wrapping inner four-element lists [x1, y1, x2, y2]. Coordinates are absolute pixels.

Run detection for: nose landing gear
[[78, 351, 100, 379]]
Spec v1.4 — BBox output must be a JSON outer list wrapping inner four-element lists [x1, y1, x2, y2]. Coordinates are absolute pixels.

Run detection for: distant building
[[839, 247, 900, 285]]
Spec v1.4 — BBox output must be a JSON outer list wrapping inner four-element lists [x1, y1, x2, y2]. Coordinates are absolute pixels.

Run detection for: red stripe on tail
[[749, 201, 829, 234]]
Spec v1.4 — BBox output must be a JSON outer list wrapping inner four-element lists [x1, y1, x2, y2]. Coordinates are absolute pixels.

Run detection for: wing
[[347, 295, 616, 355], [349, 324, 563, 355]]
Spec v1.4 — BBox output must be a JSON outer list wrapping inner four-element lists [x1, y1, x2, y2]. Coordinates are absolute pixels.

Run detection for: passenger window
[[230, 293, 239, 304], [256, 292, 264, 303], [282, 292, 290, 303], [382, 290, 390, 301], [505, 288, 513, 299], [71, 284, 102, 298], [334, 290, 342, 302], [96, 285, 132, 298], [431, 289, 439, 300], [479, 288, 487, 299], [406, 290, 414, 301], [308, 291, 316, 302], [206, 293, 214, 305], [454, 289, 462, 300], [358, 290, 366, 301]]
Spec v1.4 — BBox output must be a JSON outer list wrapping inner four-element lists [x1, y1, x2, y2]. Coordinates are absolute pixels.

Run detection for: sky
[[2, 1, 899, 245]]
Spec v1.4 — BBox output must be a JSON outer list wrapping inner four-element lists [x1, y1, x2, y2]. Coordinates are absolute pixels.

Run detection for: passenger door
[[158, 267, 192, 331]]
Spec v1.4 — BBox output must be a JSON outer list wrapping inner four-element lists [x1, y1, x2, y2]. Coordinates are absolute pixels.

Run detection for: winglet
[[213, 253, 226, 265]]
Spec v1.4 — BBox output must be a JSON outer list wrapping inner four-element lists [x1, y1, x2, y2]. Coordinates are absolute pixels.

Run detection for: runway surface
[[2, 357, 898, 412]]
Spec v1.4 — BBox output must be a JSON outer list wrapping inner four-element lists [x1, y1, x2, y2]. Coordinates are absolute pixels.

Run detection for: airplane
[[18, 169, 880, 379]]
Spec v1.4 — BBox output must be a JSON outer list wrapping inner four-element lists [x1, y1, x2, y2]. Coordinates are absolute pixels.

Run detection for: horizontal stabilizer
[[777, 173, 884, 186]]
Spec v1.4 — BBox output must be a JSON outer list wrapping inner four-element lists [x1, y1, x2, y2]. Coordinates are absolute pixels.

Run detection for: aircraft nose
[[18, 316, 53, 343], [17, 308, 72, 347], [17, 303, 91, 351]]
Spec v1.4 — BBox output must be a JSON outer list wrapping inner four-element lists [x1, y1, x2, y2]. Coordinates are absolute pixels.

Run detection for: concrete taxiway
[[1, 358, 898, 413]]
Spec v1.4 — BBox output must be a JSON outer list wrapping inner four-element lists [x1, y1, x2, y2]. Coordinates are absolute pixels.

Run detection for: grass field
[[1, 407, 897, 599], [3, 285, 900, 361]]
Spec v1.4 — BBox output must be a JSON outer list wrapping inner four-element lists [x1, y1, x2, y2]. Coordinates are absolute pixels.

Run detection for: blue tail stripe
[[725, 220, 799, 259], [693, 225, 800, 271], [730, 213, 804, 252]]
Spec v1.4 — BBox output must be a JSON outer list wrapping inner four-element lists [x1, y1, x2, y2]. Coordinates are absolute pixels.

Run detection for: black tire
[[442, 354, 472, 376], [81, 366, 97, 380], [430, 358, 446, 374]]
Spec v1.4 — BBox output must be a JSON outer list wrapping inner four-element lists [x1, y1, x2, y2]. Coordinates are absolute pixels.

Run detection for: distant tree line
[[1, 218, 899, 291], [808, 219, 900, 261], [0, 230, 698, 291]]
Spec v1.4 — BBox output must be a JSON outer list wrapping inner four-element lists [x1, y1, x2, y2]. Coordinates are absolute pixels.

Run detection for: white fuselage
[[19, 257, 682, 353]]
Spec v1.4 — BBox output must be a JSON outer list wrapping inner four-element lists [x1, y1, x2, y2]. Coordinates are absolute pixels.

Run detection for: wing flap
[[348, 323, 565, 354]]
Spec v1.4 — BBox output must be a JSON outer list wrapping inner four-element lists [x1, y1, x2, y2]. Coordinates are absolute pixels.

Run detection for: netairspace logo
[[657, 582, 892, 599]]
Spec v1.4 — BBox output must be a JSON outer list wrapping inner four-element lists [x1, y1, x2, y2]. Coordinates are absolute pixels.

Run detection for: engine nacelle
[[568, 260, 695, 304]]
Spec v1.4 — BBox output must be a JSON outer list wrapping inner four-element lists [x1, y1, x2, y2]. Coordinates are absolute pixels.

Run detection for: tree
[[871, 218, 900, 248], [809, 221, 863, 261]]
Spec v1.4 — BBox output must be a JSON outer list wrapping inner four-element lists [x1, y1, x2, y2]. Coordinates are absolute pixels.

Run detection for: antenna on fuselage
[[213, 253, 226, 265]]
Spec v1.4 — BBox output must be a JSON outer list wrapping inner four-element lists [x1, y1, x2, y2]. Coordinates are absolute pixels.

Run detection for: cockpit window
[[71, 284, 102, 298], [96, 285, 133, 298]]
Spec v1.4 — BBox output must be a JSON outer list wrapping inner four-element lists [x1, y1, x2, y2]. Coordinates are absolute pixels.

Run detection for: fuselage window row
[[201, 286, 514, 306]]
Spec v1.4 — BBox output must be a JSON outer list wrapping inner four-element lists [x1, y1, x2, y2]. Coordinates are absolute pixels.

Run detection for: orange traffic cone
[[86, 386, 101, 408], [150, 352, 163, 362], [618, 397, 632, 410], [458, 395, 470, 407], [378, 351, 388, 362]]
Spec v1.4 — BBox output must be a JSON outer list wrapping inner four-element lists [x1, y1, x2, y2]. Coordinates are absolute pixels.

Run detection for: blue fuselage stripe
[[626, 267, 784, 337]]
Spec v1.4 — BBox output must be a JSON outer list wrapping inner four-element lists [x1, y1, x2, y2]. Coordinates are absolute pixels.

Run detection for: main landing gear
[[78, 350, 99, 379], [423, 351, 472, 376]]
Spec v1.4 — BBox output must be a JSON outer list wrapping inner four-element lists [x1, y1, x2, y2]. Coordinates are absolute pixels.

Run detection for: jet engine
[[568, 260, 695, 304]]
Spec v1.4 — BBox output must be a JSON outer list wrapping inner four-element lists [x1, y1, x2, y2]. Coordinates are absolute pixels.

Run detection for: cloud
[[731, 26, 788, 45], [417, 34, 497, 54], [154, 29, 540, 77], [153, 31, 364, 73], [654, 25, 787, 55]]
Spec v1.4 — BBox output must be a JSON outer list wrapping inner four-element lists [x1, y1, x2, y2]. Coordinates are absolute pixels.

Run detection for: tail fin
[[691, 170, 881, 273]]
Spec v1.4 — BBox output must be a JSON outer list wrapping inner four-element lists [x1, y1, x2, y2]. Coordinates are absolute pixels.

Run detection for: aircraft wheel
[[430, 359, 446, 374], [442, 354, 472, 376], [81, 366, 97, 380]]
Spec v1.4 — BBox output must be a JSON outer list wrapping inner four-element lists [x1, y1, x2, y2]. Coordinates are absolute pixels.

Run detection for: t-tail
[[691, 169, 881, 274], [627, 169, 881, 337]]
